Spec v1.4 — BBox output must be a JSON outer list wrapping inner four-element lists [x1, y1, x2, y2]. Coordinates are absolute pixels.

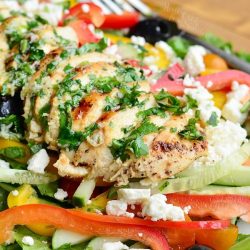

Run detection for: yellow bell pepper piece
[[7, 184, 55, 236], [212, 91, 227, 110], [0, 139, 30, 163], [84, 191, 110, 212], [200, 68, 222, 76], [69, 0, 77, 7], [104, 34, 169, 69]]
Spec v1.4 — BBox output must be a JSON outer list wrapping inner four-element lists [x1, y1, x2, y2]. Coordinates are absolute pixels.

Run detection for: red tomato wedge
[[167, 194, 250, 223], [197, 70, 250, 91], [70, 209, 230, 229], [151, 65, 250, 96], [68, 20, 99, 45], [101, 12, 140, 29], [151, 63, 185, 95], [61, 2, 105, 27], [0, 204, 169, 250]]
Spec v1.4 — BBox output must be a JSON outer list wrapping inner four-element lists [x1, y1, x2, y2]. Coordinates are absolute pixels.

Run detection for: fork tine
[[113, 0, 136, 12], [125, 0, 152, 16], [91, 0, 112, 14], [100, 0, 124, 15]]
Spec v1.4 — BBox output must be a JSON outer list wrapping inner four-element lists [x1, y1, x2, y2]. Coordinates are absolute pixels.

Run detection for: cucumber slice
[[52, 229, 91, 249], [73, 179, 96, 207], [0, 168, 57, 184], [154, 142, 250, 194], [117, 43, 141, 60], [214, 165, 250, 186], [129, 242, 149, 249], [230, 236, 250, 250], [188, 185, 250, 195], [86, 237, 124, 250]]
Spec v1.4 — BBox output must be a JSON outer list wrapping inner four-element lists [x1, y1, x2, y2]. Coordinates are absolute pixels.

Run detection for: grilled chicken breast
[[0, 13, 208, 185]]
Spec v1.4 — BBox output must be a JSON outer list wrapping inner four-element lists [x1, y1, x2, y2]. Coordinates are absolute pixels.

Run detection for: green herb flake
[[159, 180, 169, 192], [170, 127, 177, 133], [207, 111, 219, 126], [110, 120, 163, 161], [0, 147, 26, 160], [240, 100, 250, 113], [178, 118, 204, 141]]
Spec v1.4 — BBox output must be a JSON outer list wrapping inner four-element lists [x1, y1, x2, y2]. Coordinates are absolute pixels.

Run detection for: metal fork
[[80, 0, 250, 73]]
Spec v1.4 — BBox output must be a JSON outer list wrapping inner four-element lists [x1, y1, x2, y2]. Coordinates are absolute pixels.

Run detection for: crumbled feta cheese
[[117, 189, 151, 204], [0, 159, 10, 169], [184, 83, 221, 122], [138, 233, 143, 237], [206, 120, 247, 161], [155, 41, 177, 63], [11, 190, 19, 197], [38, 3, 63, 26], [184, 45, 206, 76], [22, 236, 34, 246], [193, 120, 247, 168], [131, 35, 146, 46], [142, 194, 185, 221], [222, 82, 249, 124], [27, 149, 50, 174], [183, 205, 192, 214], [102, 241, 129, 250], [82, 4, 90, 13], [106, 200, 134, 218], [54, 188, 68, 201], [148, 65, 159, 73], [143, 56, 156, 65]]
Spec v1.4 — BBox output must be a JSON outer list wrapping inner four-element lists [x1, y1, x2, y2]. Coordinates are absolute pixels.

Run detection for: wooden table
[[144, 0, 250, 52]]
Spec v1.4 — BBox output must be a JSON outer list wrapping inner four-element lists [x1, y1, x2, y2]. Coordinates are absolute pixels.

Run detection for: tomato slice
[[151, 63, 185, 95], [0, 204, 169, 250], [152, 67, 250, 96], [68, 20, 99, 45], [197, 70, 250, 91], [61, 2, 105, 27], [70, 209, 230, 229], [167, 193, 250, 223], [101, 12, 140, 29]]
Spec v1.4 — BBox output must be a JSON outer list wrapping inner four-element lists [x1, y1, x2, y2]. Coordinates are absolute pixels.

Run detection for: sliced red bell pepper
[[68, 20, 99, 45], [61, 2, 105, 27], [151, 67, 250, 96], [70, 209, 230, 229], [167, 193, 250, 223], [0, 204, 169, 250], [151, 63, 185, 95], [101, 12, 140, 29]]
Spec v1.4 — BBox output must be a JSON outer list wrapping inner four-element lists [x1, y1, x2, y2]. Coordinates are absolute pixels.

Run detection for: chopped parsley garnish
[[58, 111, 99, 150], [115, 61, 145, 83], [178, 117, 204, 141], [170, 127, 177, 133], [38, 103, 51, 131], [77, 37, 108, 55], [0, 147, 25, 160], [0, 114, 24, 139], [137, 107, 167, 119], [110, 120, 163, 161], [207, 111, 219, 126], [159, 181, 169, 192], [89, 76, 120, 93], [241, 100, 250, 113], [104, 96, 120, 111], [154, 90, 197, 115]]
